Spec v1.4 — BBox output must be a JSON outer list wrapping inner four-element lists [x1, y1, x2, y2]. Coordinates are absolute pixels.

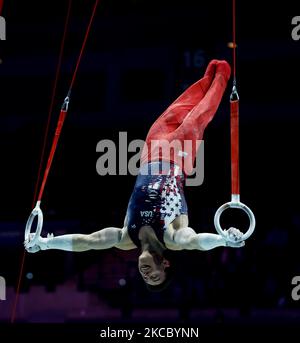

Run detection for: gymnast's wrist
[[220, 236, 227, 247], [38, 235, 53, 250]]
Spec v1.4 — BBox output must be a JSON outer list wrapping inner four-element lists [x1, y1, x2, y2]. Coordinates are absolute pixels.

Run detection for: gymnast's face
[[138, 250, 170, 285]]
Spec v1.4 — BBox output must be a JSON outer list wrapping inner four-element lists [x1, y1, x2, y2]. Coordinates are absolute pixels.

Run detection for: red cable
[[10, 0, 72, 324], [69, 0, 100, 91], [0, 0, 3, 15], [38, 0, 100, 201], [230, 0, 240, 197], [232, 0, 236, 80], [38, 106, 68, 201], [33, 0, 72, 206], [10, 251, 26, 323], [11, 0, 100, 323], [231, 99, 239, 196]]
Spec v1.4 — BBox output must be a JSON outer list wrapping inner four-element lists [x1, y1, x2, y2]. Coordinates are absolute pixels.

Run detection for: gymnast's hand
[[24, 233, 52, 253], [224, 227, 245, 248]]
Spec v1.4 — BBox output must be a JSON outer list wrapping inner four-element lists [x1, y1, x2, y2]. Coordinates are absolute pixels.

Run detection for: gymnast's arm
[[172, 227, 245, 250], [25, 226, 135, 252]]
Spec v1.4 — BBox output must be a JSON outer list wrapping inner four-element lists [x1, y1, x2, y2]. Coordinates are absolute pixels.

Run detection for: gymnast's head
[[138, 249, 173, 291]]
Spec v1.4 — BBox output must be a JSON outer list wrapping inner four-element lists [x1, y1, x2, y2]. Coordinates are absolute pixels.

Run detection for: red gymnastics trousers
[[140, 59, 231, 176]]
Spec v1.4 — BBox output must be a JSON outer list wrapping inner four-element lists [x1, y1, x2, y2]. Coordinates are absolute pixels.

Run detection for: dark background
[[0, 0, 300, 339]]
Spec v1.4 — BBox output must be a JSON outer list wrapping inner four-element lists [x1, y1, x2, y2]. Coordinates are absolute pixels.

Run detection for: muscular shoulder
[[164, 215, 199, 250], [164, 233, 183, 250], [163, 214, 189, 250], [170, 214, 189, 230]]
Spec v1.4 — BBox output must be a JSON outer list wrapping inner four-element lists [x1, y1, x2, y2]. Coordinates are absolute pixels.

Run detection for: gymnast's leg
[[173, 60, 231, 171], [140, 59, 231, 174], [143, 59, 220, 139]]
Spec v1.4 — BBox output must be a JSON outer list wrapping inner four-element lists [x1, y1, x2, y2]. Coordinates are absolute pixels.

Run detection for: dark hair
[[145, 250, 175, 292]]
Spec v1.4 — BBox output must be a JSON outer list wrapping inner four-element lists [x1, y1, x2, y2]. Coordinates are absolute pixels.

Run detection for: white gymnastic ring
[[214, 200, 256, 242], [24, 201, 43, 247]]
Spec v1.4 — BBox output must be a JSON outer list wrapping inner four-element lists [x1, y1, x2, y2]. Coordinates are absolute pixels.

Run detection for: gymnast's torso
[[122, 161, 188, 249]]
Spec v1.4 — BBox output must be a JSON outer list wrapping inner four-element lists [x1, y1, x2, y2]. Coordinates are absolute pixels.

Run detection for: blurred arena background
[[0, 0, 300, 335]]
